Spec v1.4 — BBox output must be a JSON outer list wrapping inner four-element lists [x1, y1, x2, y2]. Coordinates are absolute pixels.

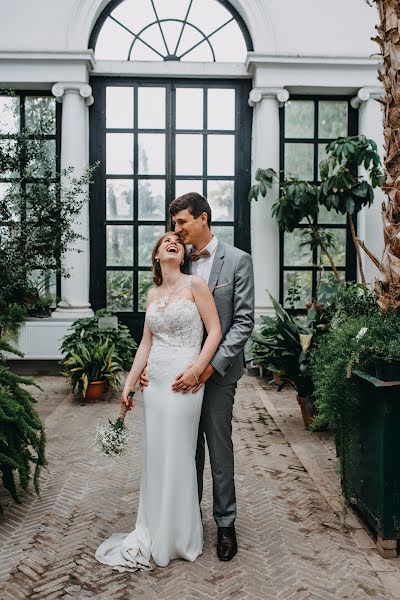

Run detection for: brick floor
[[0, 374, 397, 599]]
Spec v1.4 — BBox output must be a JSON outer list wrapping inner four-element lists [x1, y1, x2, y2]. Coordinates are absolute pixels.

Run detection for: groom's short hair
[[169, 192, 212, 228]]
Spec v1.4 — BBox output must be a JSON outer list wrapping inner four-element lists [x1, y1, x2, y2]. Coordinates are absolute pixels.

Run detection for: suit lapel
[[208, 242, 225, 293]]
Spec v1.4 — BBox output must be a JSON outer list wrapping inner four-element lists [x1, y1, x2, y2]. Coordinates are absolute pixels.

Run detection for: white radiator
[[6, 319, 74, 360]]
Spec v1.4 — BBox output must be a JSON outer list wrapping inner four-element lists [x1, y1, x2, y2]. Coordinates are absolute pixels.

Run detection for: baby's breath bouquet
[[94, 402, 133, 457]]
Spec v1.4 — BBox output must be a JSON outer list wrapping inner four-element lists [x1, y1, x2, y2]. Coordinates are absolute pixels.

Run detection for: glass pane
[[112, 0, 155, 38], [106, 271, 133, 312], [106, 87, 133, 129], [153, 0, 189, 21], [207, 135, 235, 176], [317, 143, 329, 180], [138, 134, 165, 175], [285, 101, 314, 138], [0, 182, 19, 222], [318, 101, 348, 138], [206, 20, 247, 63], [176, 89, 203, 130], [318, 228, 346, 267], [318, 204, 346, 225], [106, 133, 133, 174], [131, 38, 163, 61], [176, 134, 203, 176], [0, 140, 18, 178], [212, 225, 234, 245], [316, 271, 344, 304], [186, 0, 233, 36], [283, 271, 312, 310], [25, 97, 55, 134], [284, 230, 313, 267], [284, 143, 314, 180], [95, 18, 134, 60], [26, 140, 56, 177], [0, 96, 19, 133], [160, 21, 184, 57], [106, 180, 133, 220], [138, 179, 165, 220], [138, 225, 165, 266], [138, 271, 154, 311], [207, 180, 234, 221], [138, 88, 165, 129], [208, 89, 235, 130], [106, 225, 133, 266], [175, 180, 203, 197], [177, 26, 211, 61]]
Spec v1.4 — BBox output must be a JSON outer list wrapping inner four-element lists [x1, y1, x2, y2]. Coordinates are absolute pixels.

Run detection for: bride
[[95, 231, 222, 571]]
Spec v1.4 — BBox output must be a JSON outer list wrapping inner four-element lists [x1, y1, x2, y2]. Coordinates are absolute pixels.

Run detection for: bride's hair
[[151, 231, 190, 286]]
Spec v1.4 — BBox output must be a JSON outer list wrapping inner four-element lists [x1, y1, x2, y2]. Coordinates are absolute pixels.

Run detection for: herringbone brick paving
[[0, 375, 394, 598]]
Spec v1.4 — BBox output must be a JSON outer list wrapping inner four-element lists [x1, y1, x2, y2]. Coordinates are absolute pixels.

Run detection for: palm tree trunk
[[372, 0, 400, 310]]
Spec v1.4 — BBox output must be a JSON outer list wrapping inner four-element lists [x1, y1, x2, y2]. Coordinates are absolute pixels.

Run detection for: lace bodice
[[145, 279, 204, 383], [146, 298, 203, 350]]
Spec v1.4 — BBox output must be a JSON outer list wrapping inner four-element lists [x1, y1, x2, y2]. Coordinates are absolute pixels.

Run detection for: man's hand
[[139, 367, 149, 391], [191, 364, 215, 393]]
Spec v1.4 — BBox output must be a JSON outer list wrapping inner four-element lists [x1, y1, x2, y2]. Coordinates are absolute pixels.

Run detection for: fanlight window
[[92, 0, 250, 62]]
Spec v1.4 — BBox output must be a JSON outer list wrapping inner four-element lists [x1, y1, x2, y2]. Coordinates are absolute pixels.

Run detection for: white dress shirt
[[189, 236, 218, 284]]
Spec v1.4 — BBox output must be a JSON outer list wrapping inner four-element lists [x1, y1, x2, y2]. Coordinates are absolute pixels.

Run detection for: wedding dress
[[95, 277, 204, 571]]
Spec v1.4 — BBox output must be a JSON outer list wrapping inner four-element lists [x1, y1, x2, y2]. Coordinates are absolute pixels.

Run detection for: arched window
[[90, 0, 252, 62]]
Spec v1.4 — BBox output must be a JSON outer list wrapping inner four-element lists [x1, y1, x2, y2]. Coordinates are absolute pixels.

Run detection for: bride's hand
[[121, 388, 136, 409], [172, 367, 198, 394]]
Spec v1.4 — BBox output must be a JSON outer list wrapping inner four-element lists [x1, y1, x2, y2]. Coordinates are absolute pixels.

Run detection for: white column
[[249, 87, 289, 317], [351, 86, 384, 285], [51, 82, 94, 318]]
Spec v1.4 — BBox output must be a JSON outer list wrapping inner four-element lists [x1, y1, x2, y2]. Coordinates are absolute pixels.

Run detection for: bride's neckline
[[147, 296, 196, 312]]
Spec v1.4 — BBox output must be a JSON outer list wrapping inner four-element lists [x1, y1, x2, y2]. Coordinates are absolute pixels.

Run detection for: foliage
[[61, 339, 122, 398], [309, 284, 400, 500], [251, 294, 314, 397], [60, 309, 137, 371], [0, 94, 97, 331], [249, 135, 383, 285], [0, 343, 46, 514]]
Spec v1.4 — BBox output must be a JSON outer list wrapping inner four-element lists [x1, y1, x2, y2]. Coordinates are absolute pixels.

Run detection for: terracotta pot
[[85, 381, 105, 402], [296, 394, 315, 430]]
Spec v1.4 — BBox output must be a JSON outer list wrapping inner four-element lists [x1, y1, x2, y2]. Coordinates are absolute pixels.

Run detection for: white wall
[[0, 0, 379, 57]]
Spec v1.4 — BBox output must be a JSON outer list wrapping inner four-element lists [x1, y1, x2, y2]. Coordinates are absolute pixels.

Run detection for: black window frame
[[89, 76, 252, 339], [0, 90, 62, 303], [279, 95, 358, 312], [89, 0, 253, 62]]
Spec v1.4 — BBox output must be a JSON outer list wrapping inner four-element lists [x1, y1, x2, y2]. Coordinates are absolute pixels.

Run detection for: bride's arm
[[172, 276, 221, 393], [121, 290, 155, 408]]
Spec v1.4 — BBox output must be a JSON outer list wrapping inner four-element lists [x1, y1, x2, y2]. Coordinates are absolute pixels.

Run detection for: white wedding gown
[[95, 280, 204, 571]]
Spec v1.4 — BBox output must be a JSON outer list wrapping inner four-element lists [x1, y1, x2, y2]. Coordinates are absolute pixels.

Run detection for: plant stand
[[345, 370, 400, 558]]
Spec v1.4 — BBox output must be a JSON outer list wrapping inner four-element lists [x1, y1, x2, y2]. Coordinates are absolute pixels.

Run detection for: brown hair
[[169, 192, 212, 228], [151, 231, 190, 286]]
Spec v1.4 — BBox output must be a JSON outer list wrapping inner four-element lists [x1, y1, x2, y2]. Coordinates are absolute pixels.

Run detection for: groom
[[169, 192, 254, 561]]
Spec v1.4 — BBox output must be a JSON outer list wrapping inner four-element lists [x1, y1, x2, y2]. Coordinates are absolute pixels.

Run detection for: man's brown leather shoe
[[217, 526, 237, 561]]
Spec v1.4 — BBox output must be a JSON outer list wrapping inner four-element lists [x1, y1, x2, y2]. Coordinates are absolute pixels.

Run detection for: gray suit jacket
[[206, 242, 255, 386]]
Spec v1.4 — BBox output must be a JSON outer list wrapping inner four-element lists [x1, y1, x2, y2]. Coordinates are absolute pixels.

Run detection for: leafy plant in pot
[[251, 294, 320, 428], [61, 339, 123, 401]]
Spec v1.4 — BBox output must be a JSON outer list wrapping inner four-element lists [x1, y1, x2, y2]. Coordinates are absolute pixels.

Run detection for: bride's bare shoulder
[[146, 285, 158, 305], [191, 275, 209, 293]]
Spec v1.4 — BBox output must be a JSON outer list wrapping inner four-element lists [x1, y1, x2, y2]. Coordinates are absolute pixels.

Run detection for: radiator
[[6, 319, 74, 360]]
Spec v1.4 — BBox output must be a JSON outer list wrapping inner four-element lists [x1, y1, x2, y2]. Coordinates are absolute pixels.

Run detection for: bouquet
[[94, 402, 133, 457]]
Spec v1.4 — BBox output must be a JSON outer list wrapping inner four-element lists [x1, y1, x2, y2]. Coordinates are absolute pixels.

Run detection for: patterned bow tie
[[189, 248, 211, 262]]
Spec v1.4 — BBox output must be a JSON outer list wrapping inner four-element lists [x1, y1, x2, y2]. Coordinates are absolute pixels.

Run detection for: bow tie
[[189, 248, 211, 262]]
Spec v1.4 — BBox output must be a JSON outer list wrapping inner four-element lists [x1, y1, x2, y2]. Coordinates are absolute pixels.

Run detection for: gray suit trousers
[[196, 379, 237, 527]]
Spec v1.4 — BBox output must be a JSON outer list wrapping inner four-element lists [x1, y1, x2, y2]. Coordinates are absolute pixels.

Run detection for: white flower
[[356, 327, 368, 341], [93, 422, 133, 457]]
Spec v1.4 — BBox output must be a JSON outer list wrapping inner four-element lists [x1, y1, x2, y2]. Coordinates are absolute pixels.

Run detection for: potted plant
[[61, 339, 123, 401], [60, 309, 137, 373], [251, 294, 321, 428]]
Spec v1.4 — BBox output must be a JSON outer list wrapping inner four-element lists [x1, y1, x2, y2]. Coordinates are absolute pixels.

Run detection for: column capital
[[350, 86, 383, 109], [248, 87, 289, 108], [52, 82, 94, 107]]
